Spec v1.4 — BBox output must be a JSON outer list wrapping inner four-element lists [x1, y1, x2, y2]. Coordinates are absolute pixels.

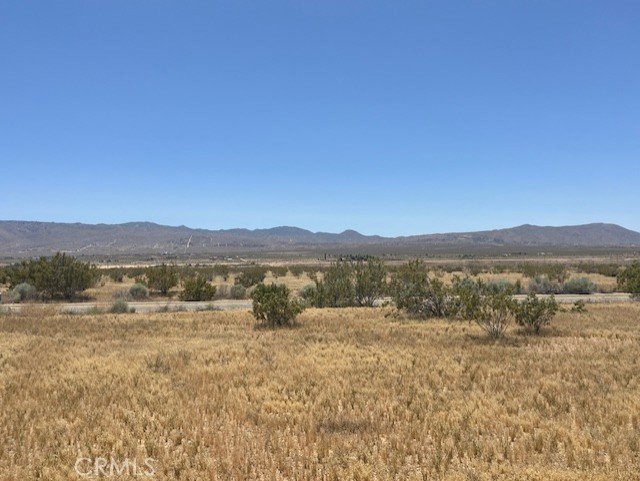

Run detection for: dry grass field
[[1, 303, 640, 480]]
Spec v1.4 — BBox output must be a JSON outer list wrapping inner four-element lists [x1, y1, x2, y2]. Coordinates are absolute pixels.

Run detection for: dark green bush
[[353, 258, 387, 307], [251, 283, 304, 328], [213, 264, 230, 281], [5, 252, 98, 300], [180, 274, 216, 301], [270, 266, 289, 278], [390, 259, 455, 318], [618, 262, 640, 300], [234, 266, 267, 288], [514, 293, 559, 334], [146, 263, 178, 295]]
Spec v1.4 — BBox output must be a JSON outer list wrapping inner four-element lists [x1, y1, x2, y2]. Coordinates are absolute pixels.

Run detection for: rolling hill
[[0, 221, 638, 257]]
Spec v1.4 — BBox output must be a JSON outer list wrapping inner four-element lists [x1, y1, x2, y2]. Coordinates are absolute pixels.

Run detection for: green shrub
[[311, 261, 355, 308], [528, 275, 561, 295], [390, 259, 454, 318], [146, 263, 178, 295], [180, 274, 216, 301], [519, 263, 568, 283], [213, 264, 230, 281], [7, 282, 38, 303], [514, 293, 559, 334], [485, 279, 518, 295], [289, 265, 305, 278], [466, 290, 516, 339], [270, 266, 289, 278], [234, 266, 267, 288], [562, 277, 596, 295], [230, 284, 247, 299], [128, 283, 149, 300], [618, 262, 640, 300], [5, 252, 98, 300], [251, 283, 304, 328], [110, 299, 133, 314], [354, 258, 387, 307]]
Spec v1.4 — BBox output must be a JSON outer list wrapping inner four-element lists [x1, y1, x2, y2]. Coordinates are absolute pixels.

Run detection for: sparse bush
[[180, 274, 216, 301], [128, 283, 149, 300], [270, 266, 289, 278], [110, 298, 133, 314], [213, 264, 230, 281], [234, 266, 267, 288], [146, 263, 178, 296], [230, 284, 247, 299], [571, 300, 588, 313], [617, 261, 640, 300], [485, 279, 518, 295], [289, 265, 305, 278], [528, 275, 561, 295], [562, 277, 596, 295], [6, 283, 38, 303], [390, 259, 455, 318], [514, 293, 559, 334], [469, 290, 516, 339], [520, 263, 568, 283], [251, 283, 304, 328]]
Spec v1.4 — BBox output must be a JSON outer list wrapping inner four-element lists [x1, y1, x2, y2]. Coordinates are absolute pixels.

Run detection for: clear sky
[[1, 1, 638, 236]]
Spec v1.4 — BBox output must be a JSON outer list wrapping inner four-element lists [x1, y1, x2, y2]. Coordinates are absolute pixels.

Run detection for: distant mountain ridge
[[0, 220, 639, 257]]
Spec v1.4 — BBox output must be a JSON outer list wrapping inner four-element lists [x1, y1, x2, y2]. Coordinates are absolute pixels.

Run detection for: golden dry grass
[[1, 304, 640, 480]]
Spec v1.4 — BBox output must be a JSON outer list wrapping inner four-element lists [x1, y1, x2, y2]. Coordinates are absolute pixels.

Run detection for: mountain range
[[0, 220, 639, 257]]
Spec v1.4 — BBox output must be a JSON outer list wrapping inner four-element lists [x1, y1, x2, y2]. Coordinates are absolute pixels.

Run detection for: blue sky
[[1, 1, 638, 236]]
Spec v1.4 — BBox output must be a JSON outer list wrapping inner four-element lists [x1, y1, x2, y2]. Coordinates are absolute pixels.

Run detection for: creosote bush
[[234, 266, 267, 288], [145, 263, 178, 296], [128, 283, 149, 300], [618, 261, 640, 300], [6, 283, 38, 303], [562, 277, 596, 294], [180, 274, 216, 301], [514, 293, 559, 334], [251, 283, 304, 328], [230, 284, 247, 300]]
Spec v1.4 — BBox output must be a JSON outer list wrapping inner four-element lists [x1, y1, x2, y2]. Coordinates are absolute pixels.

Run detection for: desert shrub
[[311, 261, 355, 308], [617, 262, 640, 300], [128, 283, 149, 300], [528, 275, 561, 295], [270, 266, 289, 278], [5, 252, 98, 300], [514, 293, 559, 334], [230, 284, 247, 299], [215, 284, 229, 299], [146, 263, 178, 295], [562, 277, 596, 295], [251, 283, 304, 328], [519, 263, 568, 282], [6, 283, 39, 303], [390, 259, 454, 318], [354, 258, 387, 307], [289, 265, 305, 278], [467, 290, 516, 339], [213, 264, 230, 281], [110, 299, 133, 314], [180, 274, 216, 301], [575, 263, 621, 278], [235, 266, 267, 288], [571, 300, 588, 313], [485, 279, 518, 295]]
